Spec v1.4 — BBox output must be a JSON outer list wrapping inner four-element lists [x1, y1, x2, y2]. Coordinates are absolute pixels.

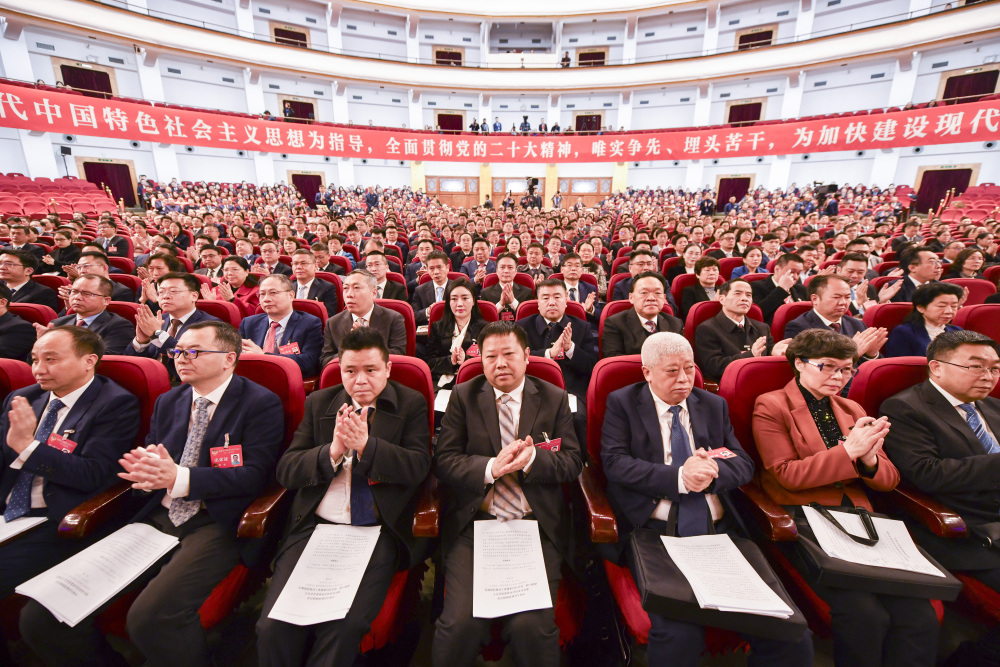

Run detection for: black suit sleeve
[[385, 312, 408, 355], [100, 315, 138, 355], [601, 316, 626, 358]]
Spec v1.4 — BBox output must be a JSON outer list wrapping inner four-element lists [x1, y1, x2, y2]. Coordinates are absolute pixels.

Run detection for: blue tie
[[959, 403, 1000, 455], [5, 398, 65, 522], [668, 405, 711, 537], [350, 409, 377, 526]]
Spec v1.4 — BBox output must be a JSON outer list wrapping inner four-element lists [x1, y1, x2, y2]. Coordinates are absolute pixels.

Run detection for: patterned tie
[[169, 397, 211, 526], [435, 285, 444, 302], [644, 319, 657, 334], [377, 286, 383, 299], [75, 318, 86, 327], [829, 322, 842, 334], [353, 317, 368, 330], [262, 321, 280, 354], [297, 284, 307, 299], [492, 394, 527, 521], [959, 403, 1000, 455], [350, 408, 377, 526], [669, 405, 711, 537], [5, 398, 65, 521], [569, 287, 577, 302], [167, 317, 182, 340]]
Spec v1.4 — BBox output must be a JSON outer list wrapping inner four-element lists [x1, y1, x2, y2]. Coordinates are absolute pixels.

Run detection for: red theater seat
[[455, 355, 565, 389], [770, 302, 814, 340], [196, 299, 243, 327], [597, 301, 675, 357], [515, 299, 586, 322], [8, 302, 57, 326], [953, 304, 1000, 340], [943, 278, 997, 305], [106, 301, 141, 326], [684, 300, 763, 351], [861, 303, 913, 334], [377, 299, 417, 356], [0, 359, 34, 404]]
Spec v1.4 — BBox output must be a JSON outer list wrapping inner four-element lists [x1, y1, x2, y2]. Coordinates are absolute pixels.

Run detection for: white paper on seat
[[434, 389, 452, 413], [473, 519, 552, 619], [0, 516, 47, 544], [268, 524, 382, 626], [802, 505, 945, 577], [567, 394, 578, 413], [16, 523, 179, 627], [661, 534, 794, 618]]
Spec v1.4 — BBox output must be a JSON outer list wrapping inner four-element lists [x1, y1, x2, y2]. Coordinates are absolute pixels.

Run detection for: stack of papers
[[473, 519, 552, 618], [0, 516, 47, 544], [802, 505, 945, 577], [16, 523, 179, 627], [268, 524, 381, 626], [662, 534, 794, 618]]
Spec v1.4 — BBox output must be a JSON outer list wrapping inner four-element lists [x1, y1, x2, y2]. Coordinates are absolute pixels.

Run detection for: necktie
[[668, 405, 710, 537], [493, 394, 527, 521], [435, 285, 444, 302], [169, 397, 211, 526], [569, 287, 577, 302], [829, 322, 841, 334], [75, 318, 86, 328], [350, 408, 377, 526], [353, 317, 367, 330], [644, 319, 657, 334], [262, 321, 280, 354], [4, 399, 65, 521], [167, 317, 182, 340], [297, 284, 307, 299], [959, 403, 1000, 455], [377, 286, 383, 299]]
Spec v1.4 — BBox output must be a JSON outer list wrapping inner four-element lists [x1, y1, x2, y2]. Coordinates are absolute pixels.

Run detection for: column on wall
[[150, 144, 180, 183], [244, 68, 266, 118], [136, 49, 165, 103], [326, 4, 343, 53], [623, 16, 638, 65], [618, 91, 634, 132], [684, 159, 706, 191], [908, 0, 934, 19], [478, 94, 491, 132], [870, 148, 901, 188], [331, 81, 350, 125], [22, 131, 58, 178], [479, 163, 491, 206], [793, 0, 815, 40], [887, 53, 922, 108], [612, 162, 629, 194], [702, 3, 721, 56], [411, 160, 426, 193], [253, 151, 276, 186], [406, 15, 420, 64], [0, 21, 36, 83], [544, 164, 558, 209], [233, 0, 255, 39], [779, 72, 803, 121], [338, 158, 355, 188], [408, 90, 424, 132], [692, 83, 713, 127], [767, 155, 792, 190], [547, 94, 560, 131]]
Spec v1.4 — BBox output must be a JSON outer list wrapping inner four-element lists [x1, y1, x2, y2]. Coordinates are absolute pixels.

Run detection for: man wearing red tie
[[253, 241, 292, 277]]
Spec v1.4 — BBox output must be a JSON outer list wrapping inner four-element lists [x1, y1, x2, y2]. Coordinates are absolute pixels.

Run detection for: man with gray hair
[[601, 332, 812, 667], [320, 269, 407, 366]]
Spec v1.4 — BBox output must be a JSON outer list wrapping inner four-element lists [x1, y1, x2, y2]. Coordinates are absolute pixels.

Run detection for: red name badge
[[466, 342, 480, 358], [501, 311, 514, 322], [706, 447, 737, 459], [279, 342, 301, 355], [46, 433, 77, 454], [210, 445, 244, 468], [537, 438, 562, 452]]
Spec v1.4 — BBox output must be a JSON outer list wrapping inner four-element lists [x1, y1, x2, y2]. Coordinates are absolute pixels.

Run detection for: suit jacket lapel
[[637, 385, 666, 461], [517, 379, 540, 441], [320, 388, 351, 445], [686, 390, 711, 451], [199, 376, 243, 464], [920, 381, 984, 453], [476, 381, 503, 454], [59, 379, 101, 436]]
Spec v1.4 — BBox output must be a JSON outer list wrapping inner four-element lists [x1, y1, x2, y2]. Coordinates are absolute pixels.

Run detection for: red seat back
[[385, 272, 407, 298], [771, 302, 814, 340], [598, 301, 675, 357], [847, 356, 929, 418], [95, 356, 171, 446], [684, 301, 763, 349], [717, 357, 796, 469], [106, 301, 141, 325], [109, 274, 141, 297], [0, 359, 34, 405], [515, 299, 586, 322], [234, 354, 305, 449], [718, 257, 745, 280], [319, 356, 434, 436], [314, 272, 344, 313], [861, 303, 913, 334], [606, 273, 631, 301], [328, 256, 353, 275], [32, 274, 70, 294], [375, 299, 416, 357], [9, 303, 57, 326], [943, 278, 997, 306], [953, 304, 1000, 341], [455, 356, 565, 389], [196, 300, 243, 327], [109, 257, 135, 274]]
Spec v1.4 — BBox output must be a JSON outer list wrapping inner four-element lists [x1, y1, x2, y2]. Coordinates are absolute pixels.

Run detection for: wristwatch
[[153, 329, 165, 338]]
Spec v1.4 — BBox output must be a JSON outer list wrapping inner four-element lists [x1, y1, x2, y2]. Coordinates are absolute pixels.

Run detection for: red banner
[[1, 83, 997, 163]]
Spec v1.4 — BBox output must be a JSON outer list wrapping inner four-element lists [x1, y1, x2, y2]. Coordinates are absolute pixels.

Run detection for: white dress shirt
[[161, 374, 234, 510], [295, 279, 314, 300], [10, 377, 96, 508], [316, 399, 373, 523], [352, 306, 375, 327], [648, 392, 724, 522]]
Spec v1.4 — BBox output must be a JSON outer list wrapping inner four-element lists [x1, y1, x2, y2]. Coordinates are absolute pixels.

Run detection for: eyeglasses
[[0, 261, 23, 268], [802, 359, 859, 377], [67, 289, 107, 299], [258, 290, 292, 298], [166, 348, 232, 360], [935, 360, 1000, 378], [76, 263, 100, 270], [158, 289, 197, 297]]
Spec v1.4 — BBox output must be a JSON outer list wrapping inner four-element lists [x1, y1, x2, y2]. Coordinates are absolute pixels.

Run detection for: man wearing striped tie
[[433, 321, 582, 667], [882, 330, 1000, 598]]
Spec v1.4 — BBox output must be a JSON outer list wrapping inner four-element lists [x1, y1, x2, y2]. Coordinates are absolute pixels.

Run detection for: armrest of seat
[[875, 485, 968, 539], [237, 483, 289, 539], [577, 465, 618, 544], [413, 476, 439, 538], [58, 480, 138, 540], [732, 484, 798, 542]]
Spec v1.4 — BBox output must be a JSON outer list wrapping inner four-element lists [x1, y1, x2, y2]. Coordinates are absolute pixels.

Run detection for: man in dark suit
[[694, 279, 775, 382], [20, 321, 284, 667], [0, 283, 34, 361], [459, 238, 496, 287], [890, 246, 942, 304], [602, 272, 683, 358], [194, 245, 224, 282], [449, 233, 474, 271], [5, 225, 46, 261], [403, 239, 436, 290], [783, 275, 888, 360], [520, 243, 553, 282], [707, 230, 739, 260], [411, 251, 452, 327], [256, 327, 431, 665], [0, 327, 139, 601], [433, 321, 583, 667], [126, 272, 219, 378], [881, 330, 1000, 589], [238, 274, 323, 377], [680, 257, 721, 318], [290, 249, 339, 318], [601, 332, 812, 666], [364, 250, 407, 301], [253, 240, 293, 277], [48, 275, 135, 355], [320, 270, 407, 366], [72, 251, 136, 302], [481, 254, 533, 319], [612, 250, 658, 300], [890, 220, 924, 252], [0, 249, 60, 312], [95, 220, 130, 257], [311, 243, 344, 276], [610, 224, 634, 257], [558, 252, 601, 325], [751, 253, 808, 324]]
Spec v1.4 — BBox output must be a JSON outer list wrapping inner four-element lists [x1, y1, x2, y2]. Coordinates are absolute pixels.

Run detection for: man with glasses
[[320, 270, 407, 367], [881, 331, 1000, 606], [69, 251, 136, 303], [290, 249, 340, 318], [783, 275, 888, 359], [0, 249, 60, 312], [891, 246, 943, 304], [364, 250, 407, 301], [194, 244, 224, 282], [238, 274, 322, 377], [21, 321, 284, 667], [612, 250, 675, 310], [44, 275, 134, 355], [253, 240, 292, 277], [411, 250, 452, 327], [126, 273, 218, 377], [96, 220, 129, 257]]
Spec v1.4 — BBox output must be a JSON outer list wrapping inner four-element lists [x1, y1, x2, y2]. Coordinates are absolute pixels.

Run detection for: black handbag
[[794, 503, 962, 601], [629, 527, 809, 643]]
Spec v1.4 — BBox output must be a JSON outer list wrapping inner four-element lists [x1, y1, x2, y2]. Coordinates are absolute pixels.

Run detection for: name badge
[[466, 342, 480, 358], [537, 432, 561, 452], [706, 447, 737, 460], [279, 342, 301, 355], [210, 444, 244, 468], [501, 311, 514, 322], [46, 432, 77, 454]]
